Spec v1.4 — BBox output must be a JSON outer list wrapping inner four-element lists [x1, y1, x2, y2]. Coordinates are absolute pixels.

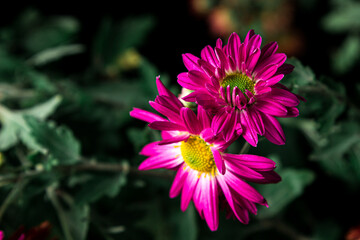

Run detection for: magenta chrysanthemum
[[178, 30, 304, 146], [130, 77, 281, 231]]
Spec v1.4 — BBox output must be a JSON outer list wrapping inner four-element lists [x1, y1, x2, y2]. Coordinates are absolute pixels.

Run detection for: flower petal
[[202, 176, 219, 231], [255, 99, 288, 117], [180, 107, 202, 134], [148, 121, 187, 132], [182, 53, 201, 71], [181, 169, 200, 211], [169, 164, 188, 198], [149, 101, 182, 123], [261, 113, 286, 145], [224, 171, 266, 205], [130, 108, 166, 123], [158, 134, 190, 145], [139, 153, 182, 170], [201, 45, 219, 67], [156, 77, 184, 109], [223, 153, 276, 171], [211, 147, 226, 175]]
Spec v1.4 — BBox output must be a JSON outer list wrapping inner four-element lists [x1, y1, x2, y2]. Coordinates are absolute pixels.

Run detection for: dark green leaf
[[24, 116, 81, 165], [86, 81, 149, 108], [257, 168, 315, 218], [47, 186, 89, 240], [27, 44, 85, 66], [137, 197, 197, 240], [92, 16, 155, 69], [23, 16, 80, 53], [331, 34, 360, 74], [311, 121, 360, 184], [322, 2, 360, 32], [73, 171, 128, 205], [21, 95, 62, 120], [282, 58, 316, 89]]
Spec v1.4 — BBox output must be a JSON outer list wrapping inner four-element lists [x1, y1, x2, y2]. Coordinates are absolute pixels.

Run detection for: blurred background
[[0, 0, 359, 239]]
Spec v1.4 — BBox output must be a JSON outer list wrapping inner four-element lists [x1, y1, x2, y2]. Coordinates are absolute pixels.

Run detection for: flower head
[[130, 77, 281, 231], [178, 30, 303, 146]]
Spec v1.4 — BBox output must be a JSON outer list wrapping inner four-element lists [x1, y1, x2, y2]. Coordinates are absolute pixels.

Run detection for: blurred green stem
[[239, 142, 250, 154], [0, 161, 174, 186], [47, 185, 73, 240], [0, 178, 29, 222]]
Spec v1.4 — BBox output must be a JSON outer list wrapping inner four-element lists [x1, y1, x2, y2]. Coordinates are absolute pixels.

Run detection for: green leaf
[[24, 116, 81, 165], [169, 203, 198, 240], [0, 121, 19, 150], [138, 58, 159, 96], [0, 83, 35, 101], [73, 171, 128, 205], [282, 58, 316, 89], [25, 70, 57, 93], [0, 104, 42, 151], [23, 16, 80, 53], [312, 122, 360, 161], [311, 121, 360, 185], [331, 34, 360, 74], [322, 2, 360, 32], [93, 16, 155, 69], [257, 168, 315, 218], [47, 186, 89, 240], [85, 81, 149, 108], [0, 96, 62, 151], [127, 128, 148, 153], [137, 197, 197, 240], [0, 46, 26, 82], [283, 59, 346, 132], [27, 44, 85, 66], [20, 95, 62, 120]]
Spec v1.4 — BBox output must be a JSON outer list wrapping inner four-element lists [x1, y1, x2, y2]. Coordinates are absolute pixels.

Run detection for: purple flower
[[130, 77, 280, 231], [178, 30, 304, 146]]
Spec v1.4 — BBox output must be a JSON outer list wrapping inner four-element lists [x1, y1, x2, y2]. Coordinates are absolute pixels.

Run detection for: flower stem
[[0, 161, 174, 186], [239, 142, 250, 154]]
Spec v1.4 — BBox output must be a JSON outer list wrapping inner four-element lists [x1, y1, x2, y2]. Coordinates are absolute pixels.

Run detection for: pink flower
[[130, 77, 281, 231], [178, 30, 304, 146]]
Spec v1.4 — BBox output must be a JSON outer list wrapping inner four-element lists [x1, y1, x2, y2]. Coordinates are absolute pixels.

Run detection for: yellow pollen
[[180, 136, 216, 173], [221, 72, 255, 95]]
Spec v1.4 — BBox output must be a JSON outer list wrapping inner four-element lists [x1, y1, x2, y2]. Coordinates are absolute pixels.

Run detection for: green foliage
[[73, 172, 128, 205], [47, 185, 90, 240], [137, 198, 198, 240], [281, 59, 360, 189], [24, 116, 81, 165], [93, 16, 155, 75], [257, 167, 315, 219], [322, 1, 360, 32], [311, 121, 360, 185], [331, 35, 360, 74], [21, 11, 80, 54], [0, 96, 62, 151], [322, 0, 360, 74], [27, 44, 85, 66]]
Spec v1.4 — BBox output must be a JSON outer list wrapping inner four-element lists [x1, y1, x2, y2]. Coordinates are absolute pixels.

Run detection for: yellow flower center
[[180, 136, 216, 173], [221, 73, 255, 95]]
